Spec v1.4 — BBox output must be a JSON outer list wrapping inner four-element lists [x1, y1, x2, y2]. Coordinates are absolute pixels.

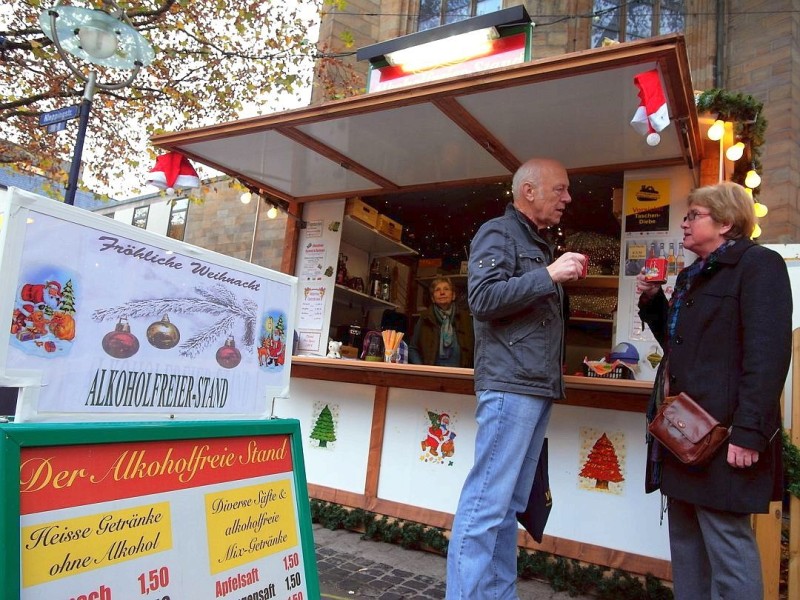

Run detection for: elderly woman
[[636, 181, 791, 600], [408, 276, 473, 368]]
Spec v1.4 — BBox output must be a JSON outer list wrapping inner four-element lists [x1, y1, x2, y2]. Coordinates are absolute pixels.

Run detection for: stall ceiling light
[[385, 27, 499, 72]]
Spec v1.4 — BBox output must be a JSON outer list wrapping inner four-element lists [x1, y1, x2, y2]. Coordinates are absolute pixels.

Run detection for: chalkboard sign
[[0, 419, 320, 599]]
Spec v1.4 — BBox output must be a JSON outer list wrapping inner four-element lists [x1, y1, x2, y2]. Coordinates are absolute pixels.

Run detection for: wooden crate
[[377, 214, 403, 241], [345, 197, 379, 228]]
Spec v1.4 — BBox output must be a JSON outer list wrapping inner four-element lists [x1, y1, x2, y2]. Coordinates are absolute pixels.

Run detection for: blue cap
[[609, 342, 639, 363]]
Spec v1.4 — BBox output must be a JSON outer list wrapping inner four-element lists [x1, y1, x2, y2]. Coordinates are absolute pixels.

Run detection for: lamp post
[[39, 0, 154, 205]]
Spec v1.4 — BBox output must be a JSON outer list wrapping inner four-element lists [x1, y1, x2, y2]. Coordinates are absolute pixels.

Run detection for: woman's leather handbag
[[647, 392, 730, 466]]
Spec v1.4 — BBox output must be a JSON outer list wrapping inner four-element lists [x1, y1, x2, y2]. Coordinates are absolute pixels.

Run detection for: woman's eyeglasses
[[683, 210, 712, 222]]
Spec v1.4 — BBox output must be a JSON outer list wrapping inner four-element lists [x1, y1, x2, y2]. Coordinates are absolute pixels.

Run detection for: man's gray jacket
[[467, 203, 566, 399]]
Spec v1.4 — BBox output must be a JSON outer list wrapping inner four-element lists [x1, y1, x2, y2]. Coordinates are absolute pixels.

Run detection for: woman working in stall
[[636, 181, 791, 600], [408, 276, 473, 368]]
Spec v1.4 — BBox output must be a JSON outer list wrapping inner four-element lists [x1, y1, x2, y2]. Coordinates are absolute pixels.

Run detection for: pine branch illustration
[[92, 285, 256, 324], [196, 286, 256, 324], [179, 315, 236, 357], [196, 285, 238, 306], [92, 284, 259, 356], [242, 298, 257, 347], [92, 298, 230, 322]]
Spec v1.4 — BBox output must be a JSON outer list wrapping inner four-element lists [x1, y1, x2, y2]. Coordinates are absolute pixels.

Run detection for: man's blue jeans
[[446, 390, 552, 599]]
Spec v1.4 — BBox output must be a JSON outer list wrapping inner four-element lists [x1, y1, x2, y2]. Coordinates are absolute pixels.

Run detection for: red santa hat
[[145, 151, 200, 195], [630, 69, 670, 146]]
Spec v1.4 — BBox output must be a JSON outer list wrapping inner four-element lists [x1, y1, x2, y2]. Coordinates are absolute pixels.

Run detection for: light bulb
[[77, 20, 119, 59], [744, 169, 761, 188], [707, 119, 725, 141], [725, 142, 745, 161], [267, 205, 279, 219], [751, 223, 762, 239], [240, 192, 252, 204], [744, 187, 753, 198], [754, 202, 768, 218]]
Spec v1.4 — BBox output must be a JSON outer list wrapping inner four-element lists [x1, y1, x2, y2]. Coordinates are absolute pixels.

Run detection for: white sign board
[[0, 188, 297, 422]]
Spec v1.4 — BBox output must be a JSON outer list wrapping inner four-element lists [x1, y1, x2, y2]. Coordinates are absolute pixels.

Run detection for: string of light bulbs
[[706, 117, 767, 238], [239, 186, 307, 228]]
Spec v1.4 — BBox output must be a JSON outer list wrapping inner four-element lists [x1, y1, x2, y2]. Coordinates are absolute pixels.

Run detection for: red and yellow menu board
[[2, 420, 319, 599]]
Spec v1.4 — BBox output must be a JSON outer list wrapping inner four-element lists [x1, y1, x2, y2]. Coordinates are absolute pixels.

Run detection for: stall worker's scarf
[[433, 304, 455, 359], [667, 239, 735, 340]]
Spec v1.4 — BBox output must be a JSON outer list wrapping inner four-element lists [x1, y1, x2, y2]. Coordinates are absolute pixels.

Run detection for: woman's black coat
[[639, 239, 792, 513]]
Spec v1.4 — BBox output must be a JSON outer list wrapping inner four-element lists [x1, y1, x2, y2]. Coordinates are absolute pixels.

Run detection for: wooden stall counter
[[290, 355, 652, 411], [284, 355, 670, 580]]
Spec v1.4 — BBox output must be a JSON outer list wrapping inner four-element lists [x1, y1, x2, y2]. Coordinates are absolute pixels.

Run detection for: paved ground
[[312, 524, 595, 600]]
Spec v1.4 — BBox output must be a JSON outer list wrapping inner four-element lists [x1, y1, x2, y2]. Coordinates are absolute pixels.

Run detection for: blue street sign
[[38, 105, 80, 126], [47, 121, 68, 134]]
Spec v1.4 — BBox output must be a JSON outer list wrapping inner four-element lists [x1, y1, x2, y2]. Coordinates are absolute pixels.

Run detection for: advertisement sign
[[624, 179, 671, 232], [0, 419, 319, 600], [0, 188, 297, 422]]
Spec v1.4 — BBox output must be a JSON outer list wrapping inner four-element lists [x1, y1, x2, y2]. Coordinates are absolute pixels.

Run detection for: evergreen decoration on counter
[[310, 499, 674, 599], [783, 429, 800, 499], [696, 89, 767, 195]]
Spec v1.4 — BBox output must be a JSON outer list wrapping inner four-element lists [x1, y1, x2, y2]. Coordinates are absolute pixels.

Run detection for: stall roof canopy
[[152, 34, 701, 204]]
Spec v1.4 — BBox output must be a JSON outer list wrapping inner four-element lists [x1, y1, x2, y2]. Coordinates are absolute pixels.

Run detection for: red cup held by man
[[580, 254, 589, 279], [644, 257, 667, 283]]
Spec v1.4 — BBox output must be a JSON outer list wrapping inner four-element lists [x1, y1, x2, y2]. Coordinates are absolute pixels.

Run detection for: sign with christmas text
[[1, 420, 320, 600], [0, 188, 297, 422]]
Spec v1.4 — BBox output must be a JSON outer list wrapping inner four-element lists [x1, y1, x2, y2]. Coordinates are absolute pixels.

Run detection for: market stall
[[151, 33, 705, 579]]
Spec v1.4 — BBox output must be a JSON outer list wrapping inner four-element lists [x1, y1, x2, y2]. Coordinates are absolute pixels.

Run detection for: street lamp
[[39, 0, 154, 205]]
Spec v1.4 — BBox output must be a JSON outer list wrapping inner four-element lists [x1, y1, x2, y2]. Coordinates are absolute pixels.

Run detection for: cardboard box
[[345, 197, 379, 228], [417, 258, 443, 278], [377, 214, 403, 241], [340, 345, 359, 359]]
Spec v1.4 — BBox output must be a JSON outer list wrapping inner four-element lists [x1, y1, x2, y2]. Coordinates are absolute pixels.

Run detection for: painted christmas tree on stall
[[580, 433, 624, 489], [310, 404, 336, 448], [59, 279, 76, 314], [275, 314, 285, 336]]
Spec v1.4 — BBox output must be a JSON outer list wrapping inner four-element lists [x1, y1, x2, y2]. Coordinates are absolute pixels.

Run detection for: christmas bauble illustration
[[147, 314, 180, 349], [102, 317, 139, 359], [216, 336, 241, 369]]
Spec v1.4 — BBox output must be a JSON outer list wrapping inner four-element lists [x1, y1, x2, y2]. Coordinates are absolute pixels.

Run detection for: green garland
[[310, 499, 674, 599], [696, 89, 767, 193], [784, 430, 800, 498]]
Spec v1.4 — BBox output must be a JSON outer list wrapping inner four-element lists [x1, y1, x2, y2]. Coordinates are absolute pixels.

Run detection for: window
[[132, 206, 149, 229], [167, 198, 189, 241], [591, 0, 684, 48], [418, 0, 502, 31]]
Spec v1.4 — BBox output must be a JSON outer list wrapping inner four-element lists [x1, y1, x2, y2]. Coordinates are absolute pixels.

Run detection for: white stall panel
[[278, 377, 375, 494], [378, 388, 477, 515], [548, 405, 670, 559]]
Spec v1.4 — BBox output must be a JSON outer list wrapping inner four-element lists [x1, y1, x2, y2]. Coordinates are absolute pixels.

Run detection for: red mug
[[644, 257, 667, 283], [580, 254, 589, 279]]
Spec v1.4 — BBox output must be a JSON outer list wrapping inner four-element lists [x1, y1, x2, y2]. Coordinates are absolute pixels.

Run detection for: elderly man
[[446, 157, 586, 599]]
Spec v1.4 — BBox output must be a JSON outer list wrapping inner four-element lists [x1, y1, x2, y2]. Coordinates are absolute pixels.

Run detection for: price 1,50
[[282, 552, 300, 570], [138, 566, 170, 595], [285, 571, 302, 590]]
